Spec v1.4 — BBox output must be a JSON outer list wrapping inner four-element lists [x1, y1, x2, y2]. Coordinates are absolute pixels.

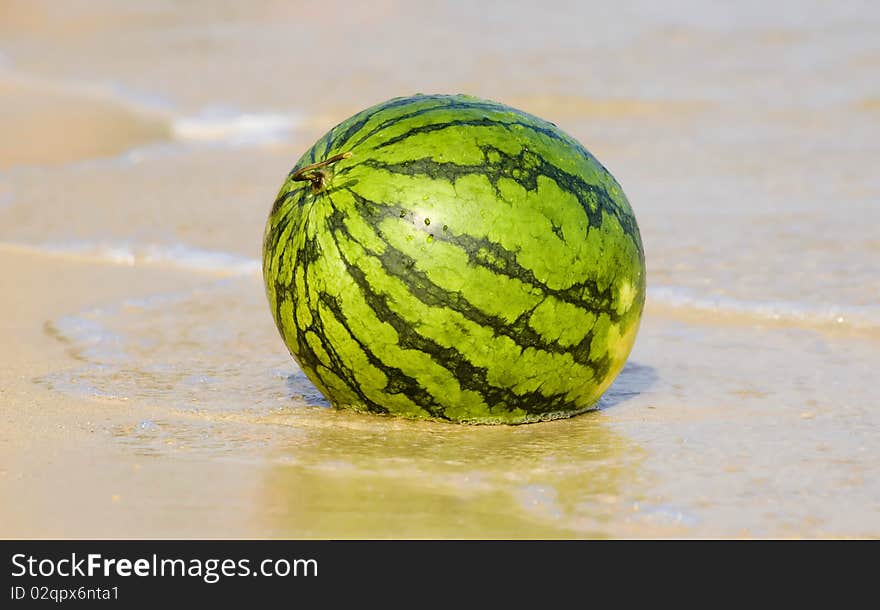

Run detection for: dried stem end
[[290, 151, 353, 193]]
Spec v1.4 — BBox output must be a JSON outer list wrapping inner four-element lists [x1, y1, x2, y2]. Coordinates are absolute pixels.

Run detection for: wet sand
[[1, 1, 878, 538]]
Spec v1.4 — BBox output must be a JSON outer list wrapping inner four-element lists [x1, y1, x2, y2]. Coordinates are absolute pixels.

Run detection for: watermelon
[[263, 94, 645, 424]]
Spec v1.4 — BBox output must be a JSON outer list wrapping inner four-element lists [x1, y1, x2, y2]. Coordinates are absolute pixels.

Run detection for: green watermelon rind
[[263, 94, 646, 424]]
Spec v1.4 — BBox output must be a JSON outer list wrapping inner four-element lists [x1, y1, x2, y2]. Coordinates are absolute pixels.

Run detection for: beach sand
[[1, 0, 878, 538]]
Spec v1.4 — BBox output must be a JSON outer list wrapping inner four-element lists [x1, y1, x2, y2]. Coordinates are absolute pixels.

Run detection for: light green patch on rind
[[528, 298, 596, 348]]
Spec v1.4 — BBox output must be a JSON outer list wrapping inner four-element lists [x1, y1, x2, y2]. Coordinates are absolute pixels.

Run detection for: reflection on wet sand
[[260, 413, 645, 538], [259, 363, 658, 539]]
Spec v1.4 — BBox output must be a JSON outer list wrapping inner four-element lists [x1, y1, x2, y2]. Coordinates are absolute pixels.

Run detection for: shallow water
[[1, 0, 878, 537]]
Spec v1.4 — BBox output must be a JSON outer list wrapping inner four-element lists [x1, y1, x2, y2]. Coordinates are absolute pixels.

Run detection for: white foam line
[[649, 285, 880, 330], [1, 66, 309, 149], [172, 111, 303, 146], [0, 241, 261, 276], [0, 65, 174, 120]]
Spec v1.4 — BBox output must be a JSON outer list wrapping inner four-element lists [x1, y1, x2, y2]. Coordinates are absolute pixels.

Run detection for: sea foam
[[172, 109, 303, 146], [649, 285, 880, 330], [1, 240, 261, 276]]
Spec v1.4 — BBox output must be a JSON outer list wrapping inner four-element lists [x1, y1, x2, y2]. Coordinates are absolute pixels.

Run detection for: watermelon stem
[[290, 151, 353, 192]]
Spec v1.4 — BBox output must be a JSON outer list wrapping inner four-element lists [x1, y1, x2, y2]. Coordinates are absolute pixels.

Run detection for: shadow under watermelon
[[595, 361, 658, 411]]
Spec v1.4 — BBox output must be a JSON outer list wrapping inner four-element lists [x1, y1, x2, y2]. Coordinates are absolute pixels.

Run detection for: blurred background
[[0, 1, 877, 538]]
